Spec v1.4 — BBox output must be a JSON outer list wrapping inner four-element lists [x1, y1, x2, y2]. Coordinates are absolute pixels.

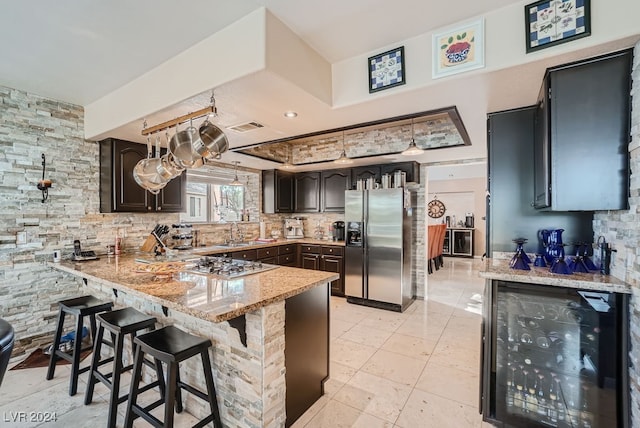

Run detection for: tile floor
[[1, 257, 490, 427]]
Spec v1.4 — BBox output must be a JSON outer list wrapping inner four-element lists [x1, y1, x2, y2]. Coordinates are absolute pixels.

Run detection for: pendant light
[[334, 131, 353, 165], [229, 161, 243, 186], [401, 120, 424, 156]]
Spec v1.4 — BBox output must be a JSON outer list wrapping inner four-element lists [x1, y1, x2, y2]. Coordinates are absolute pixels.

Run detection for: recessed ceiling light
[[284, 111, 298, 118]]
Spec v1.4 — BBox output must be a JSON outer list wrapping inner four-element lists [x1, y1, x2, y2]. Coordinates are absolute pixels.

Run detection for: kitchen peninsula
[[49, 253, 338, 428]]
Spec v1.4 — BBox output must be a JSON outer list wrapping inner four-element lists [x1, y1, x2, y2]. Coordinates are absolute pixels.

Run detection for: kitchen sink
[[215, 242, 251, 248]]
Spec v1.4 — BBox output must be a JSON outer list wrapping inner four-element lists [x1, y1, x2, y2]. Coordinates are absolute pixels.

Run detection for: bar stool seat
[[125, 325, 222, 428], [46, 295, 113, 396], [84, 307, 160, 428]]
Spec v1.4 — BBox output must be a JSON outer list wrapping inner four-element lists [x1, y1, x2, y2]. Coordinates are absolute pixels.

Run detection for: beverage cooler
[[481, 281, 629, 427]]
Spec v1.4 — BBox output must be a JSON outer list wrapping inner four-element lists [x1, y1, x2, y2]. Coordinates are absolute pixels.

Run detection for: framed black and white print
[[368, 46, 405, 93], [525, 0, 591, 53]]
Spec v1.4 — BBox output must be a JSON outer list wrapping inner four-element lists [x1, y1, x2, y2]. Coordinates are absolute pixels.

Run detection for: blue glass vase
[[539, 229, 565, 264]]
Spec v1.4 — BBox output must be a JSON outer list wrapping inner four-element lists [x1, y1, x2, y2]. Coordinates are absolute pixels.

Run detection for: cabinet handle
[[147, 206, 152, 210], [157, 207, 161, 211]]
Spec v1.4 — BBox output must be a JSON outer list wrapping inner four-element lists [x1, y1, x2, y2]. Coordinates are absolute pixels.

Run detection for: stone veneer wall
[[0, 85, 258, 359], [592, 43, 640, 425]]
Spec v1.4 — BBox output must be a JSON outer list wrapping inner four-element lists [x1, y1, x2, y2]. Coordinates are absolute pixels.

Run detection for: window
[[180, 173, 245, 223]]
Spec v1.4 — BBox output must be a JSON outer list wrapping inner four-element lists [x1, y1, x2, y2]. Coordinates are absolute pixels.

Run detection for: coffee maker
[[284, 218, 304, 239], [332, 221, 345, 241], [465, 213, 474, 228]]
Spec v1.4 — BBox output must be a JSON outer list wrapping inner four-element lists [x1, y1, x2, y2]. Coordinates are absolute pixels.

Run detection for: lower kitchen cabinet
[[278, 244, 297, 267], [298, 244, 345, 296]]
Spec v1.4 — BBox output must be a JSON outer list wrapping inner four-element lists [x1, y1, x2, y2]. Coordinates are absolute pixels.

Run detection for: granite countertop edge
[[48, 260, 338, 323], [479, 259, 631, 294]]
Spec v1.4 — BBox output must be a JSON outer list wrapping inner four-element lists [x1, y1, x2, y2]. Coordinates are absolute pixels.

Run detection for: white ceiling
[[1, 0, 637, 170]]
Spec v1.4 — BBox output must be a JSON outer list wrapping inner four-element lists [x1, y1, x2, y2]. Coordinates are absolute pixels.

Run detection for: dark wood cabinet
[[381, 161, 420, 184], [277, 244, 297, 267], [263, 170, 294, 214], [230, 249, 258, 261], [321, 246, 344, 296], [533, 49, 632, 211], [487, 107, 593, 254], [99, 138, 185, 213], [351, 166, 381, 184], [321, 169, 350, 212], [299, 244, 321, 270], [298, 244, 344, 296], [294, 172, 321, 213]]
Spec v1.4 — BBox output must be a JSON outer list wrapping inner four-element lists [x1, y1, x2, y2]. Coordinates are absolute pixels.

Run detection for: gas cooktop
[[187, 256, 279, 279]]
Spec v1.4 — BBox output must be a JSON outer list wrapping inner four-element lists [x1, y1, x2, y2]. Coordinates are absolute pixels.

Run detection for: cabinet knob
[[147, 207, 152, 210], [157, 207, 161, 211]]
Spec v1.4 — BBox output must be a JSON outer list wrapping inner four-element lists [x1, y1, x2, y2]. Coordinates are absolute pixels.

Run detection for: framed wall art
[[368, 46, 406, 93], [525, 0, 591, 53], [432, 19, 485, 79]]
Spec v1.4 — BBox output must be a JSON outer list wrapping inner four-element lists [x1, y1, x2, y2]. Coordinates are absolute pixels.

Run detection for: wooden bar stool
[[46, 295, 113, 396], [84, 307, 163, 428], [124, 325, 222, 428]]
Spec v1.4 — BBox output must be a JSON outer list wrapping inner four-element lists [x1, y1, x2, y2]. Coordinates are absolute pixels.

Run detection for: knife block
[[140, 234, 157, 252]]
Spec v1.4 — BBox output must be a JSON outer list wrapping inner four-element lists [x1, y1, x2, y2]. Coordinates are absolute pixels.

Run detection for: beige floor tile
[[428, 341, 481, 375], [305, 399, 393, 428], [414, 362, 480, 407], [356, 311, 408, 333], [333, 371, 412, 423], [360, 349, 426, 387], [394, 318, 445, 341], [330, 338, 378, 370], [330, 318, 356, 338], [395, 388, 481, 428], [380, 332, 437, 361], [437, 329, 481, 352], [330, 360, 358, 383], [290, 395, 330, 428], [445, 315, 482, 333], [0, 365, 69, 406], [340, 324, 394, 348]]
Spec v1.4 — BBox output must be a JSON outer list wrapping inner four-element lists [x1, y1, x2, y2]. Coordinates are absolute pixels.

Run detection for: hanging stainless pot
[[133, 158, 168, 194], [195, 118, 228, 160], [169, 120, 204, 168], [156, 153, 184, 180]]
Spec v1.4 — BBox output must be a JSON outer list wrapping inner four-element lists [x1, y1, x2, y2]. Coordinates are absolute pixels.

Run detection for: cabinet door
[[533, 79, 550, 209], [321, 169, 350, 212], [321, 254, 344, 296], [157, 170, 185, 212], [276, 171, 295, 212], [380, 162, 420, 184], [300, 253, 320, 270], [351, 166, 381, 184], [295, 172, 321, 213], [263, 170, 294, 214], [548, 50, 631, 211], [100, 139, 150, 213]]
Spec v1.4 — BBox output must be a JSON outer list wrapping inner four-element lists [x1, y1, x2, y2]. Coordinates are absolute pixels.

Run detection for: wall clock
[[428, 198, 446, 218]]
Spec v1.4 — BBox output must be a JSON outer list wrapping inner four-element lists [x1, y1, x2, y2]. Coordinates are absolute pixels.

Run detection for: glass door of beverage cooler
[[487, 281, 628, 428]]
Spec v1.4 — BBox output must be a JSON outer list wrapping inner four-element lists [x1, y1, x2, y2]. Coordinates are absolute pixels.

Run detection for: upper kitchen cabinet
[[351, 165, 380, 183], [533, 49, 632, 211], [321, 169, 351, 212], [99, 138, 185, 213], [295, 171, 321, 213], [381, 161, 420, 184], [263, 170, 294, 214]]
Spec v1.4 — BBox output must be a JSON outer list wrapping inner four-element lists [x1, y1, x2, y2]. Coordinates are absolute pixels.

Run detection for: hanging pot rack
[[141, 106, 215, 136]]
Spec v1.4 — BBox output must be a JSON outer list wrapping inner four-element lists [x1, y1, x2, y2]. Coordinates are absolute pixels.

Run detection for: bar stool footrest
[[178, 381, 209, 402]]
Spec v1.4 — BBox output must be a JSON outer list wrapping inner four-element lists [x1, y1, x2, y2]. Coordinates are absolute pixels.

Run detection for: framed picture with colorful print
[[525, 0, 591, 53], [368, 46, 406, 93], [432, 19, 485, 79]]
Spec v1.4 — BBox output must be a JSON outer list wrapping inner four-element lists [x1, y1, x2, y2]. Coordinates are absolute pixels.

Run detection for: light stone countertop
[[190, 238, 345, 256], [49, 255, 338, 323], [479, 258, 631, 294]]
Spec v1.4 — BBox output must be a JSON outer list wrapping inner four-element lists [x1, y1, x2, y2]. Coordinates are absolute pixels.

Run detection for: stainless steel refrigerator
[[344, 188, 415, 312]]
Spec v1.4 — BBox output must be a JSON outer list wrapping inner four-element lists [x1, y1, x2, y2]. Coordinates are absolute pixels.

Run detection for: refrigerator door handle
[[363, 190, 368, 299]]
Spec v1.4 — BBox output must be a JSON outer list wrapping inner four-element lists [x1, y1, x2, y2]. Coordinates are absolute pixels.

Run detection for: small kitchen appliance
[[332, 221, 345, 241], [465, 213, 474, 228], [284, 218, 304, 239]]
